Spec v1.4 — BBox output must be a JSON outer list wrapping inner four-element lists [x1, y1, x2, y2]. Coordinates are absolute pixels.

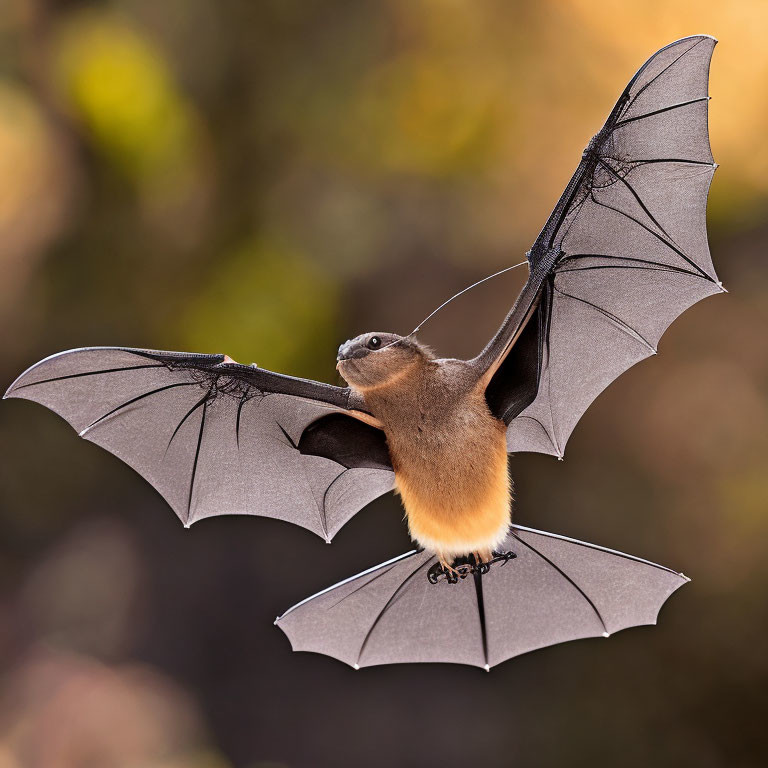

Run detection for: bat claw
[[427, 551, 517, 584]]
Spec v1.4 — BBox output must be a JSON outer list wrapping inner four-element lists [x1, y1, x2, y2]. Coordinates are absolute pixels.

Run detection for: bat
[[5, 36, 719, 665]]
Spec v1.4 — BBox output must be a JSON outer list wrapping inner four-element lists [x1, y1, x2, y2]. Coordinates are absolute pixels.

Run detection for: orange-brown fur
[[340, 340, 511, 564]]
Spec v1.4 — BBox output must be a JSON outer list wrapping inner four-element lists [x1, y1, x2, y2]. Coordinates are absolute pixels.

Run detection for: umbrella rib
[[633, 157, 714, 166], [614, 96, 709, 127], [512, 525, 684, 576], [589, 194, 711, 280], [355, 556, 433, 667], [327, 562, 402, 611], [235, 393, 250, 448], [473, 571, 490, 670], [624, 37, 703, 111], [321, 469, 353, 536], [79, 381, 199, 435], [277, 423, 297, 448], [165, 392, 211, 453], [553, 286, 656, 353], [558, 253, 705, 280], [512, 532, 608, 635], [596, 158, 676, 245], [11, 363, 166, 391], [186, 393, 210, 524], [277, 550, 419, 620], [557, 264, 706, 279]]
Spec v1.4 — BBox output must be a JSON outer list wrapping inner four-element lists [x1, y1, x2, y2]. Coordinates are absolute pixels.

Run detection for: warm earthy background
[[1, 1, 766, 767]]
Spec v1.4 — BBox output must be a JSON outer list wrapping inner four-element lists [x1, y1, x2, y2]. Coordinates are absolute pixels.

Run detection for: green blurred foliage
[[54, 8, 211, 239], [182, 237, 339, 376], [55, 12, 196, 182]]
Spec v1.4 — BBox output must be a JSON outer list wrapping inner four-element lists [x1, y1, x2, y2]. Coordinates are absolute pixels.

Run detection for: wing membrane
[[5, 347, 394, 539], [478, 36, 721, 456]]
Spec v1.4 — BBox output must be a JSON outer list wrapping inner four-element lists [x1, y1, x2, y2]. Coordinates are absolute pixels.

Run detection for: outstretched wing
[[477, 35, 722, 457], [4, 347, 394, 540]]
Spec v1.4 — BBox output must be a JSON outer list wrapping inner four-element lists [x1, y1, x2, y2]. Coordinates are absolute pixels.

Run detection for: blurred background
[[0, 1, 766, 766]]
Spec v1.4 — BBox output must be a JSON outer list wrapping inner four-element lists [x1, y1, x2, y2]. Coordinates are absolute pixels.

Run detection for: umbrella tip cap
[[602, 632, 610, 638], [325, 537, 332, 544], [484, 664, 490, 672], [353, 663, 360, 670]]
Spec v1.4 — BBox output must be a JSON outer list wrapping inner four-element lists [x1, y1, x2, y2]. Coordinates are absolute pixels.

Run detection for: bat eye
[[368, 336, 382, 350]]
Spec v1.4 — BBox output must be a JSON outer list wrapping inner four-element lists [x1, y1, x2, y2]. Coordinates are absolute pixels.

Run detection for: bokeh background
[[0, 1, 766, 766]]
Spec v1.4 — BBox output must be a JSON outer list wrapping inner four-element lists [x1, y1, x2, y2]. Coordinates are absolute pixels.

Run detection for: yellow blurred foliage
[[53, 8, 209, 227], [565, 0, 768, 224], [298, 0, 768, 239]]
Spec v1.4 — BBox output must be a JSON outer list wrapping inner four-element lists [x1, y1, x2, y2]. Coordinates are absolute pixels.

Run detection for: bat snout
[[336, 342, 351, 362], [336, 342, 370, 362]]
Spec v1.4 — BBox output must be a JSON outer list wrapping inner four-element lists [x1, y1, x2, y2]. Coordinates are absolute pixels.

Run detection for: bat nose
[[337, 341, 369, 362]]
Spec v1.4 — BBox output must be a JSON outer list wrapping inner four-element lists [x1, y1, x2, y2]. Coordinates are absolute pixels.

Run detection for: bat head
[[336, 332, 431, 390]]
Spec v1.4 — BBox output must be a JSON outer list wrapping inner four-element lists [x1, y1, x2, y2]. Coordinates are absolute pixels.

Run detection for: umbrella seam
[[186, 391, 211, 525]]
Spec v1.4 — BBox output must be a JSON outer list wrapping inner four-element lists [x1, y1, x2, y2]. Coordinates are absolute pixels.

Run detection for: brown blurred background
[[0, 1, 766, 766]]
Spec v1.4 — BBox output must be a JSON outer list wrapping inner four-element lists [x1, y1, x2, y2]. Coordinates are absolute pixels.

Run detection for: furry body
[[340, 344, 511, 563]]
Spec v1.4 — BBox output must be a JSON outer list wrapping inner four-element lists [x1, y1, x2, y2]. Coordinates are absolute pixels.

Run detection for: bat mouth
[[336, 358, 357, 375]]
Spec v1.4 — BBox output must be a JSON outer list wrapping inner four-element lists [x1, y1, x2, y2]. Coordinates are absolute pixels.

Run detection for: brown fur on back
[[357, 355, 511, 560]]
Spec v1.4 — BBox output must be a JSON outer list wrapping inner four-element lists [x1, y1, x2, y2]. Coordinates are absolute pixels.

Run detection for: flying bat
[[5, 36, 719, 663]]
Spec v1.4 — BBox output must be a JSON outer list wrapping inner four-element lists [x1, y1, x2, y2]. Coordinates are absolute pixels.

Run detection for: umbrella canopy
[[275, 525, 688, 670]]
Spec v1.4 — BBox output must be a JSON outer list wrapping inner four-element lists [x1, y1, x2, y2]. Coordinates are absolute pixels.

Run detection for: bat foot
[[434, 558, 461, 584], [428, 550, 517, 584], [472, 549, 493, 566]]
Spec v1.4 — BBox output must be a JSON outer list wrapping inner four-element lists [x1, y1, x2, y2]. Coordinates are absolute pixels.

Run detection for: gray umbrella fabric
[[4, 347, 394, 540], [276, 525, 688, 669], [477, 36, 723, 457]]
